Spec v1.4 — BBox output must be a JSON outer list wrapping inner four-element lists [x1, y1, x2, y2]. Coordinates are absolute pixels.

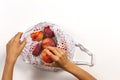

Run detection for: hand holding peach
[[41, 50, 53, 63], [42, 47, 72, 69]]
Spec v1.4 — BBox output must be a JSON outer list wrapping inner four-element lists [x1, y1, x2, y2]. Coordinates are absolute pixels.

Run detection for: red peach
[[32, 43, 42, 57], [41, 50, 53, 63], [44, 26, 55, 38], [30, 31, 43, 41], [42, 38, 56, 49]]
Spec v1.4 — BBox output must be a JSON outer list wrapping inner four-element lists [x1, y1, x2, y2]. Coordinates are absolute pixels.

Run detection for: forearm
[[63, 61, 96, 80], [2, 58, 16, 80]]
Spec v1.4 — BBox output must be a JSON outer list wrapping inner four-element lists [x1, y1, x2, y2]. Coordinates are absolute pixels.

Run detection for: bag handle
[[72, 43, 94, 67]]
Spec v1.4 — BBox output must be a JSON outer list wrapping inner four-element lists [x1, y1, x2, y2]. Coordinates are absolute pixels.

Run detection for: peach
[[30, 31, 43, 41], [32, 43, 42, 57], [44, 26, 55, 38], [41, 50, 53, 63], [42, 38, 56, 49]]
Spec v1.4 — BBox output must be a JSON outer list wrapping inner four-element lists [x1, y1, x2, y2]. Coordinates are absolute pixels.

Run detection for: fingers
[[57, 48, 66, 56], [12, 32, 26, 51], [45, 47, 67, 61], [44, 49, 58, 61], [56, 48, 66, 54], [7, 32, 23, 45], [47, 47, 61, 56], [14, 32, 23, 41], [10, 32, 23, 42], [12, 32, 20, 39]]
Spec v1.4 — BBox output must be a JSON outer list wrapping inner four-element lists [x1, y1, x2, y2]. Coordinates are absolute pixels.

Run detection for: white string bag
[[21, 22, 94, 71]]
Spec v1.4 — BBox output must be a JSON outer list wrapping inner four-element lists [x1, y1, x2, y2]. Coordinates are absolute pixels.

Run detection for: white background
[[0, 0, 120, 80]]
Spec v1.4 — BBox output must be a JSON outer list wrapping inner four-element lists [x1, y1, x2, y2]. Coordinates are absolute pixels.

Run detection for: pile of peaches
[[30, 26, 56, 63]]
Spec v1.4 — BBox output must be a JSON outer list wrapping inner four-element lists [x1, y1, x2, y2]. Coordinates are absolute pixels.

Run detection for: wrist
[[62, 60, 74, 70], [6, 56, 17, 65]]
